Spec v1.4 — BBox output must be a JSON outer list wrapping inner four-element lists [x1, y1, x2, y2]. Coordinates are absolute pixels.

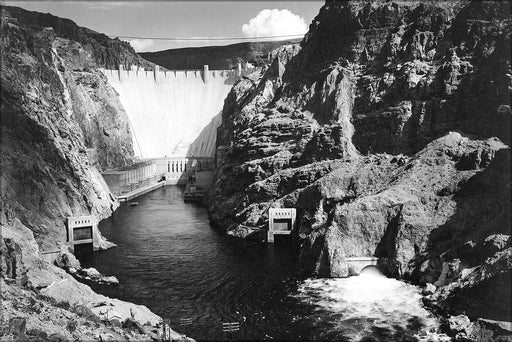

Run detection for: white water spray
[[296, 272, 450, 341]]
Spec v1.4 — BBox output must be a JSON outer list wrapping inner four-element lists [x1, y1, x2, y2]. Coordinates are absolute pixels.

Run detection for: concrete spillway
[[101, 67, 237, 158]]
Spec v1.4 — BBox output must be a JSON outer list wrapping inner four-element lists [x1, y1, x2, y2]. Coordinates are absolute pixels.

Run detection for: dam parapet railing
[[100, 63, 253, 84], [152, 157, 215, 186]]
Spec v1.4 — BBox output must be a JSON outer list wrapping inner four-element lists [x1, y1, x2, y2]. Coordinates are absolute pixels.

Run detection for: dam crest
[[100, 64, 244, 199], [100, 64, 246, 160], [101, 64, 243, 84]]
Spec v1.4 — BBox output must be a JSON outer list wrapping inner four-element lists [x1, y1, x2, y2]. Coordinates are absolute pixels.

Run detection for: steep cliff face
[[207, 0, 511, 321], [0, 6, 146, 251], [3, 6, 151, 70], [54, 37, 136, 169]]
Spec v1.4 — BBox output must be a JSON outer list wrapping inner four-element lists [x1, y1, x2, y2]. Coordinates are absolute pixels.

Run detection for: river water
[[83, 186, 449, 341]]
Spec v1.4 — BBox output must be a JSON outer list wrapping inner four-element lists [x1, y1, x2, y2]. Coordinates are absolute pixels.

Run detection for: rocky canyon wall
[[101, 68, 238, 158], [0, 6, 147, 251], [207, 0, 511, 321]]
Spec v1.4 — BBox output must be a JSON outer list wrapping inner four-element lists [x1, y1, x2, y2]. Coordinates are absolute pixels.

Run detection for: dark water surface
[[83, 186, 447, 341], [83, 186, 319, 340]]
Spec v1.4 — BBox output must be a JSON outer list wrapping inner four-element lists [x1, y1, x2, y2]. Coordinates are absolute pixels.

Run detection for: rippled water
[[83, 186, 447, 341]]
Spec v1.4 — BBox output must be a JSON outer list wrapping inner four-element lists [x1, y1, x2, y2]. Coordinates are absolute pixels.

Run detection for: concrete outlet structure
[[267, 208, 296, 243], [346, 257, 380, 276], [67, 215, 97, 253]]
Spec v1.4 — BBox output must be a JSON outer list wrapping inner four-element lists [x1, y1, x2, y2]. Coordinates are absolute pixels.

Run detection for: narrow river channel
[[83, 186, 447, 341]]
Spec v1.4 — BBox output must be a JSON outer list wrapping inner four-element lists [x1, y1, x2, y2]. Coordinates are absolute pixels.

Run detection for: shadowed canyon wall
[[102, 68, 238, 158]]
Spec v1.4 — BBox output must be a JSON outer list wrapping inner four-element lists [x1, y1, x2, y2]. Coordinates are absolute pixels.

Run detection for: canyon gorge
[[0, 1, 511, 341]]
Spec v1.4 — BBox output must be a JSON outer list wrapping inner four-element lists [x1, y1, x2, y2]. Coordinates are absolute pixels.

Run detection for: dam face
[[101, 66, 238, 159]]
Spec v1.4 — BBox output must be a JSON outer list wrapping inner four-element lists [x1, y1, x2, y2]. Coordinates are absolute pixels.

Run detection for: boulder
[[80, 267, 102, 279], [449, 315, 471, 334], [422, 283, 437, 296], [54, 246, 81, 270], [463, 318, 512, 342], [98, 276, 119, 285], [27, 328, 48, 340], [483, 235, 511, 256], [48, 333, 68, 341]]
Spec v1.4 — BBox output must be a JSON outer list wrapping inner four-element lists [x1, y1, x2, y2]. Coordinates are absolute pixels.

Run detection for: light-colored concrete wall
[[153, 157, 214, 185], [67, 215, 97, 252], [268, 208, 296, 243], [101, 68, 237, 159], [346, 257, 380, 276]]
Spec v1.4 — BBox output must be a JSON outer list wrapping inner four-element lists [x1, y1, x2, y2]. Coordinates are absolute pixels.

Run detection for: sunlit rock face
[[102, 69, 237, 158], [0, 6, 148, 250], [207, 0, 511, 321]]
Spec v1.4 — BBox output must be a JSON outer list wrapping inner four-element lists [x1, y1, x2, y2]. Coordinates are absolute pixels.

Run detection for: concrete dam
[[101, 65, 239, 159], [100, 65, 241, 198]]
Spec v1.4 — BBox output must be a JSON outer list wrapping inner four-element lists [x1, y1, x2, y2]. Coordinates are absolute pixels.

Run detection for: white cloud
[[242, 9, 308, 40], [127, 39, 154, 52]]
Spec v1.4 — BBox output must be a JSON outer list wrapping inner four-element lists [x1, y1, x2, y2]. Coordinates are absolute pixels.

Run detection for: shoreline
[[0, 218, 192, 342]]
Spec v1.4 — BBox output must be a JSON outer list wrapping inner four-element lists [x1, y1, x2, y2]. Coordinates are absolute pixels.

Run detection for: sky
[[5, 1, 324, 52]]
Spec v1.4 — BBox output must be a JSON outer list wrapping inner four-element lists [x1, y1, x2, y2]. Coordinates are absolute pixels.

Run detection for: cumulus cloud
[[127, 39, 154, 52], [242, 9, 308, 39]]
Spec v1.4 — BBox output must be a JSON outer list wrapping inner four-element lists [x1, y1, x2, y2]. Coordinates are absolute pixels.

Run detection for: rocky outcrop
[[53, 37, 135, 170], [2, 6, 152, 70], [442, 314, 512, 341], [207, 0, 511, 324], [296, 133, 509, 278], [0, 6, 141, 251]]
